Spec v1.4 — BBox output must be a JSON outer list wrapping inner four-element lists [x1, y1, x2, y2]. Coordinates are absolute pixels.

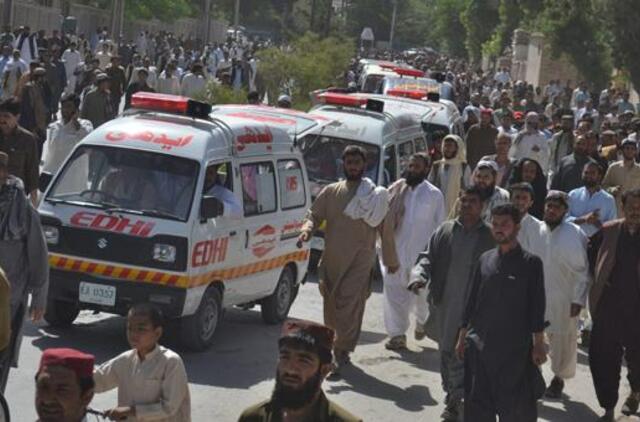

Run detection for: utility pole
[[2, 0, 13, 28], [234, 0, 240, 28], [389, 0, 398, 51], [203, 0, 212, 44]]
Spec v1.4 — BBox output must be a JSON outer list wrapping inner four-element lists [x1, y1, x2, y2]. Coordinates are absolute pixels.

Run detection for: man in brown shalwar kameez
[[299, 146, 389, 377]]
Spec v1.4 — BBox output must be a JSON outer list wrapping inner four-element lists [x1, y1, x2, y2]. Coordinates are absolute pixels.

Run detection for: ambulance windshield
[[299, 134, 380, 185], [47, 146, 199, 222]]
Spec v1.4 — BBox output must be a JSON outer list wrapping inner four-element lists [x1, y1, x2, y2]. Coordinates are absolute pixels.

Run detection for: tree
[[600, 0, 640, 91], [430, 0, 468, 58], [256, 32, 354, 110], [540, 0, 611, 90], [461, 0, 500, 64]]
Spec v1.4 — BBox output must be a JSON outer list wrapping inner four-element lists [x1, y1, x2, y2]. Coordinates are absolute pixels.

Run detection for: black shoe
[[441, 402, 460, 421], [544, 377, 564, 399], [622, 393, 640, 415], [597, 409, 614, 422]]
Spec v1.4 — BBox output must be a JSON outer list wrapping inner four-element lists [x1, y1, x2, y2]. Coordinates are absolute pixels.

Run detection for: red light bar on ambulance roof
[[379, 63, 398, 70], [131, 92, 212, 118], [386, 88, 428, 100], [318, 92, 367, 107], [393, 67, 425, 78]]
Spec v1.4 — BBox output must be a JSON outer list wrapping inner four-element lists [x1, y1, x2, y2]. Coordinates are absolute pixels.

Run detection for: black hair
[[622, 188, 640, 207], [509, 182, 534, 198], [128, 302, 164, 328], [0, 97, 21, 115], [507, 158, 547, 219], [342, 145, 367, 162], [34, 373, 95, 394], [462, 185, 484, 200], [60, 92, 80, 109], [411, 152, 431, 167], [583, 160, 604, 176], [491, 203, 522, 224]]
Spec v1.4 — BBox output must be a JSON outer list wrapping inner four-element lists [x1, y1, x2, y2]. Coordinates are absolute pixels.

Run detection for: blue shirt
[[567, 186, 617, 237]]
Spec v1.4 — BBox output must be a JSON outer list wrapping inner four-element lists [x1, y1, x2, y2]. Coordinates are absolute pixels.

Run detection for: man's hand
[[570, 303, 582, 318], [455, 328, 467, 361], [30, 307, 44, 322], [531, 340, 547, 366], [585, 209, 601, 226], [610, 186, 621, 196], [387, 264, 400, 274], [297, 231, 311, 244], [408, 281, 426, 295], [106, 406, 134, 421]]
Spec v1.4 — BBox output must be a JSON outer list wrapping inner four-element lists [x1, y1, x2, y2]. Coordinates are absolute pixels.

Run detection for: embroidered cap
[[279, 319, 335, 363], [38, 348, 95, 379]]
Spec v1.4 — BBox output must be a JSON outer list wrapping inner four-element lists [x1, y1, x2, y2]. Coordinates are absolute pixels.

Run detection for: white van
[[38, 93, 311, 350]]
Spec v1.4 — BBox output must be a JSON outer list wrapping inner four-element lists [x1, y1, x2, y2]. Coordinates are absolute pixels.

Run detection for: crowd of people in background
[[0, 19, 639, 422]]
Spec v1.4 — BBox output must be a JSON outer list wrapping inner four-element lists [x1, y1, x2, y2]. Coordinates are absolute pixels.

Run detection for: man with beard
[[410, 186, 495, 421], [551, 132, 597, 193], [450, 160, 510, 224], [526, 191, 589, 399], [0, 97, 40, 205], [0, 151, 48, 391], [602, 138, 640, 217], [510, 112, 551, 174], [456, 204, 547, 422], [379, 153, 446, 350], [239, 319, 360, 421], [428, 134, 471, 215], [509, 182, 541, 251], [35, 348, 98, 422], [549, 114, 575, 175], [41, 93, 93, 175], [465, 108, 498, 170], [19, 67, 49, 155], [588, 189, 640, 422], [567, 162, 617, 238], [298, 146, 389, 377]]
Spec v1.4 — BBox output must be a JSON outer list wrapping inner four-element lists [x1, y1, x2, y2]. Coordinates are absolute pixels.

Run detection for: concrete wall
[[3, 1, 228, 43]]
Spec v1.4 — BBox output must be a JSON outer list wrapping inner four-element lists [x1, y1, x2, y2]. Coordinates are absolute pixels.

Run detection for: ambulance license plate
[[79, 282, 116, 307]]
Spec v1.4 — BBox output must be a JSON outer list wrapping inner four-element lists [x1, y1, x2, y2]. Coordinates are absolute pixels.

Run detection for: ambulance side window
[[383, 146, 396, 187], [240, 162, 277, 216], [398, 141, 414, 174], [277, 159, 306, 210]]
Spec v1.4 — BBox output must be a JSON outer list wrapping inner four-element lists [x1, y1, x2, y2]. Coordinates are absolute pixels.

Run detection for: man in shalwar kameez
[[299, 145, 389, 376], [0, 151, 49, 392], [527, 190, 590, 399], [380, 153, 445, 350]]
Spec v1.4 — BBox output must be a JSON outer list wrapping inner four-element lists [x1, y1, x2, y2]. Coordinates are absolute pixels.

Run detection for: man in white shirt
[[62, 41, 82, 95], [156, 62, 181, 96], [95, 43, 111, 71], [181, 63, 207, 98], [510, 112, 551, 174], [379, 153, 446, 350], [494, 68, 511, 85], [527, 191, 590, 400], [41, 93, 93, 175], [204, 164, 242, 219], [2, 50, 27, 100]]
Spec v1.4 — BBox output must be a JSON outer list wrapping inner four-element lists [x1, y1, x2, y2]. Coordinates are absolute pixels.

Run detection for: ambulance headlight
[[153, 244, 176, 263], [43, 226, 60, 245]]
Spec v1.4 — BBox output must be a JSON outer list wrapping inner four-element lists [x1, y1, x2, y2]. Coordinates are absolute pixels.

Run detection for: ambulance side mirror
[[200, 195, 223, 221], [39, 172, 54, 192]]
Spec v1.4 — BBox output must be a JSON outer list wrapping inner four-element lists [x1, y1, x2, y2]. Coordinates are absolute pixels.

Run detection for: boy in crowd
[[93, 303, 191, 421]]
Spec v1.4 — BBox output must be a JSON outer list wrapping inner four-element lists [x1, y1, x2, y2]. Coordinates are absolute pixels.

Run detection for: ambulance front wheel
[[261, 266, 295, 324], [44, 300, 80, 327], [181, 286, 222, 351]]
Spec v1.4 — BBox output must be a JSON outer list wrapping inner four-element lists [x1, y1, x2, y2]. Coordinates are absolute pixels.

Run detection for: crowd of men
[[0, 20, 639, 422]]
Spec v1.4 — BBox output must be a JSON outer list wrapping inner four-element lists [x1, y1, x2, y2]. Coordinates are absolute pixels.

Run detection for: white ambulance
[[38, 92, 311, 351]]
